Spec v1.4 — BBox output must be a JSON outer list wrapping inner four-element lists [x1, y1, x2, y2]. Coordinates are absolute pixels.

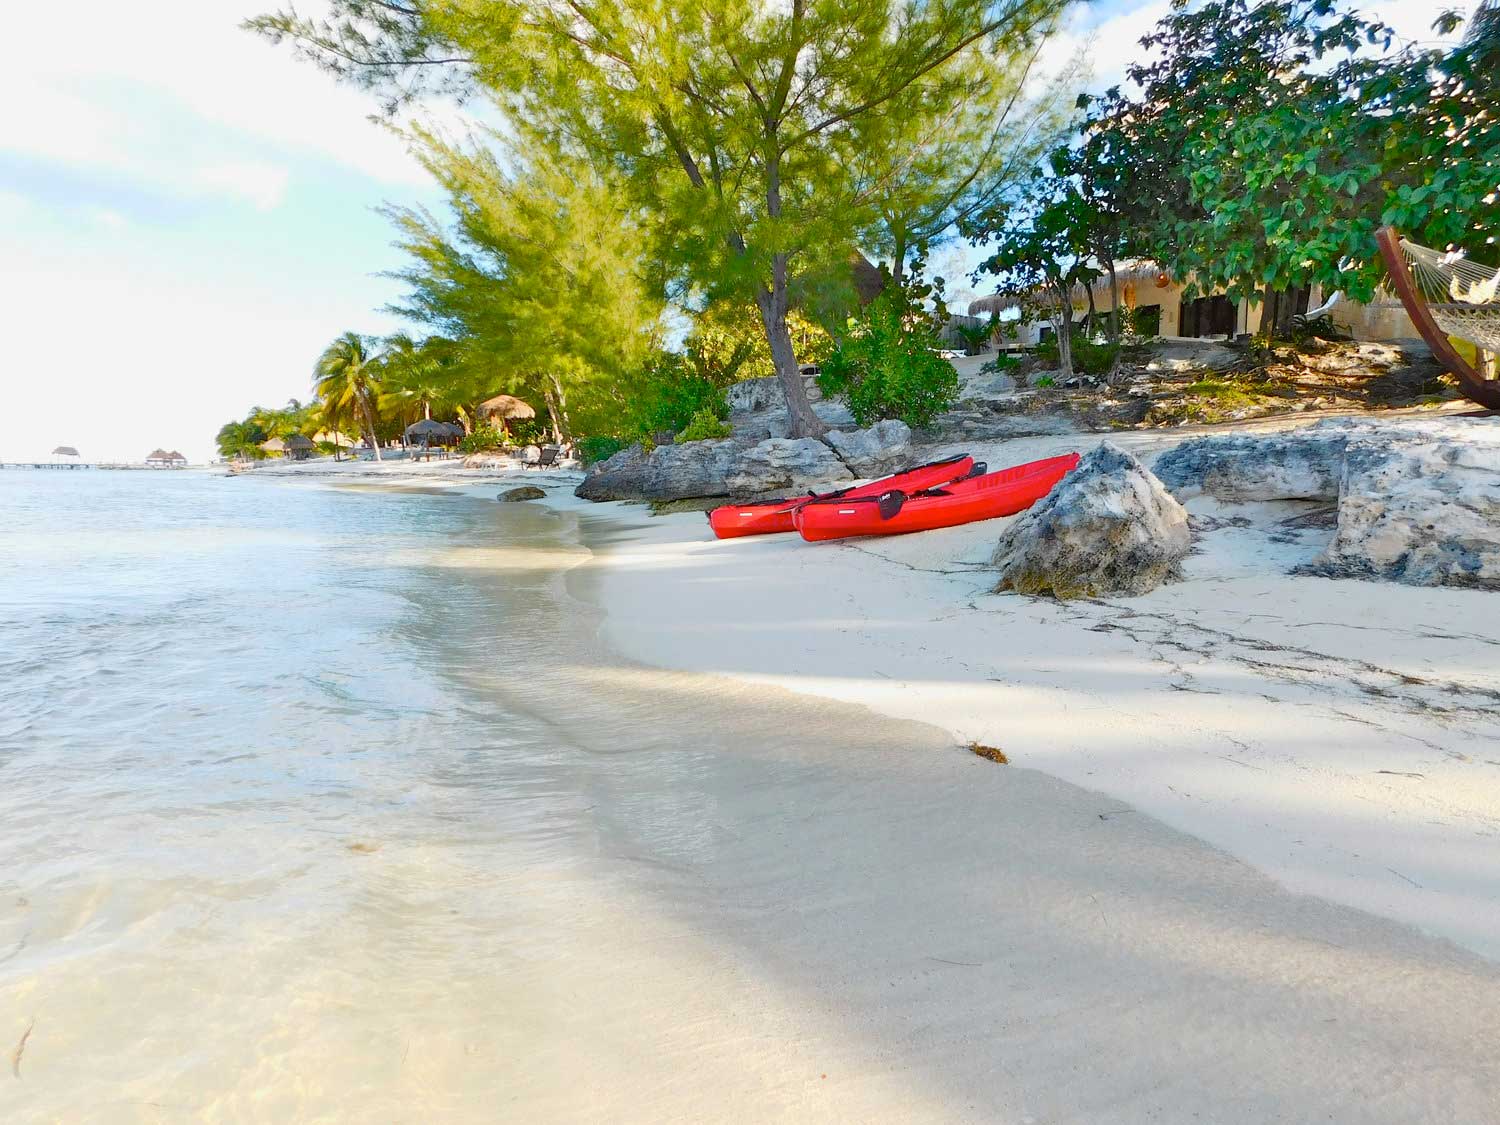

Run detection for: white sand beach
[[192, 427, 1500, 1122]]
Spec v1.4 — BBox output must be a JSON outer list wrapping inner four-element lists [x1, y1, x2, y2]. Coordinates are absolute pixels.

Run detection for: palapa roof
[[146, 448, 172, 460], [284, 433, 315, 449], [52, 446, 80, 457], [259, 437, 286, 453], [478, 394, 537, 420], [312, 429, 354, 447], [166, 451, 185, 461]]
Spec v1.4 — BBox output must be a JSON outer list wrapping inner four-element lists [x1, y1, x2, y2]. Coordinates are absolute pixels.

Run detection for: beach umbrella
[[436, 422, 465, 443], [260, 437, 286, 454], [312, 430, 354, 448]]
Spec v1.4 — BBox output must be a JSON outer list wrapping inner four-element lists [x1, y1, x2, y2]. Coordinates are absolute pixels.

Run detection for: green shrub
[[577, 435, 629, 464], [817, 293, 960, 427], [1035, 333, 1121, 377], [458, 425, 506, 454], [979, 353, 1020, 375], [677, 406, 733, 442], [1034, 375, 1056, 388], [624, 353, 730, 440]]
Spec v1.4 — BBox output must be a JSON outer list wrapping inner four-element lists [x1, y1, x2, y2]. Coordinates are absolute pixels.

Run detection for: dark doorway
[[1179, 294, 1237, 338], [1132, 304, 1162, 337]]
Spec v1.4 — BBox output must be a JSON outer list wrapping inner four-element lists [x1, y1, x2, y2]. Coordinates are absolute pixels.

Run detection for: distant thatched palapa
[[259, 437, 286, 454], [284, 433, 316, 461], [145, 449, 187, 467], [51, 446, 80, 457], [478, 394, 536, 435], [405, 418, 458, 446]]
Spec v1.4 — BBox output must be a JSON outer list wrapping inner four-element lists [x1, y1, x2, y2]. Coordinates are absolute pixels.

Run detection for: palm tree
[[314, 332, 384, 460], [216, 419, 268, 461]]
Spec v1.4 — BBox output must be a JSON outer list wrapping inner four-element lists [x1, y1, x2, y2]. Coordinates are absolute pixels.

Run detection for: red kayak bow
[[707, 454, 975, 539], [793, 453, 1079, 542]]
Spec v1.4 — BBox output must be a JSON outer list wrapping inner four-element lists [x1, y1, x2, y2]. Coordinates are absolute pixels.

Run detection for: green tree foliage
[[313, 332, 385, 459], [215, 418, 269, 460], [818, 291, 960, 428], [383, 131, 663, 443], [964, 175, 1096, 379], [1084, 0, 1500, 308], [249, 0, 1070, 438]]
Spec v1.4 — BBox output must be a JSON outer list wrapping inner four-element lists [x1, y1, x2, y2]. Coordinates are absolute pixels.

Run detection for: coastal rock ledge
[[1154, 417, 1500, 589], [993, 442, 1191, 598]]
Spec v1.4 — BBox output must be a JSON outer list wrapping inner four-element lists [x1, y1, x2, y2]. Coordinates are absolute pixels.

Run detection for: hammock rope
[[1399, 239, 1500, 351]]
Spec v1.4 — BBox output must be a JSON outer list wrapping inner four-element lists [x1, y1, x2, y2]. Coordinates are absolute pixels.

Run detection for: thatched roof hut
[[51, 446, 80, 457], [284, 433, 316, 461], [259, 437, 286, 454], [478, 394, 537, 423]]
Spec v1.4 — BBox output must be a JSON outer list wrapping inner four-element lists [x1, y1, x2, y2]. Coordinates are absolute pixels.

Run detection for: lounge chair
[[527, 445, 561, 470]]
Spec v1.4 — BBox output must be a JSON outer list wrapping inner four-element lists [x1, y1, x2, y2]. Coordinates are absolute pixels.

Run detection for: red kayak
[[707, 454, 976, 539], [793, 453, 1080, 542]]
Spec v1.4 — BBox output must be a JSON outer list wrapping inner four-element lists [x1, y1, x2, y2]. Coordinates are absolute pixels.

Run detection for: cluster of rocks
[[1155, 416, 1500, 589], [996, 417, 1499, 598], [577, 374, 917, 502]]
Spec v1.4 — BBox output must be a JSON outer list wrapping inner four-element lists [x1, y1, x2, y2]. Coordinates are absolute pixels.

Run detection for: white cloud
[[192, 161, 291, 211], [0, 0, 442, 194]]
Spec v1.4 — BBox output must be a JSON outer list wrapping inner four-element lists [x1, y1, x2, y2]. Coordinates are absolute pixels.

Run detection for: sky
[[0, 0, 1468, 462]]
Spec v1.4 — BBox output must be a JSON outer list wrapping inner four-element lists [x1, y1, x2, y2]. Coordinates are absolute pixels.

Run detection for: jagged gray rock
[[725, 377, 783, 414], [1302, 426, 1500, 589], [725, 437, 852, 495], [993, 443, 1190, 598], [497, 486, 546, 502], [1152, 423, 1352, 501], [574, 440, 745, 502], [825, 420, 913, 476]]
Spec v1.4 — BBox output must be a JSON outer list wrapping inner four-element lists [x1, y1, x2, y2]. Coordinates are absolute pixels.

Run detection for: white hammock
[[1399, 239, 1500, 351]]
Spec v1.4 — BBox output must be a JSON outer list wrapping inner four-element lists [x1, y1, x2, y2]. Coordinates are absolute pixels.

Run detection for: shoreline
[[261, 418, 1500, 961]]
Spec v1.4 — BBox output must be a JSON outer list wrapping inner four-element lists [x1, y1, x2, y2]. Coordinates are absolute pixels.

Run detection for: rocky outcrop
[[1302, 428, 1500, 589], [574, 440, 744, 502], [498, 485, 546, 502], [725, 438, 852, 495], [1151, 417, 1500, 589], [993, 443, 1191, 598], [825, 420, 912, 476], [726, 377, 784, 414], [1152, 424, 1351, 501]]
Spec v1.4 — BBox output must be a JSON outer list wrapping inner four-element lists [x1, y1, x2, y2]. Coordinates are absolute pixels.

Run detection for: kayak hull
[[707, 455, 975, 539], [793, 453, 1080, 542]]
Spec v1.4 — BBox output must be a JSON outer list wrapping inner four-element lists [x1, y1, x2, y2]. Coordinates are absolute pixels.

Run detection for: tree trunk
[[1050, 284, 1074, 381], [891, 229, 906, 289], [1084, 284, 1098, 339], [542, 386, 564, 444], [360, 391, 382, 461], [547, 373, 573, 442], [754, 257, 825, 438], [1106, 259, 1121, 343]]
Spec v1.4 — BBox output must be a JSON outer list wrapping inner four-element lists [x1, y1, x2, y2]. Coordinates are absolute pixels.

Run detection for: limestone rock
[[993, 443, 1190, 598], [725, 377, 783, 414], [825, 420, 913, 477], [574, 440, 743, 502], [498, 485, 546, 502], [1302, 426, 1500, 589], [1152, 423, 1354, 502], [725, 438, 852, 496]]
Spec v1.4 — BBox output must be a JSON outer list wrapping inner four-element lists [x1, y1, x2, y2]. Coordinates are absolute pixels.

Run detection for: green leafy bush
[[817, 294, 960, 427], [1035, 333, 1121, 377], [624, 353, 730, 439], [1034, 375, 1056, 388], [458, 425, 506, 453], [577, 435, 629, 464], [676, 406, 733, 442], [979, 353, 1020, 375]]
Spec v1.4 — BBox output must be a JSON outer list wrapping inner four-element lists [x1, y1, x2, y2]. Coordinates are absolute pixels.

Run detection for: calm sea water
[[0, 470, 640, 1119]]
